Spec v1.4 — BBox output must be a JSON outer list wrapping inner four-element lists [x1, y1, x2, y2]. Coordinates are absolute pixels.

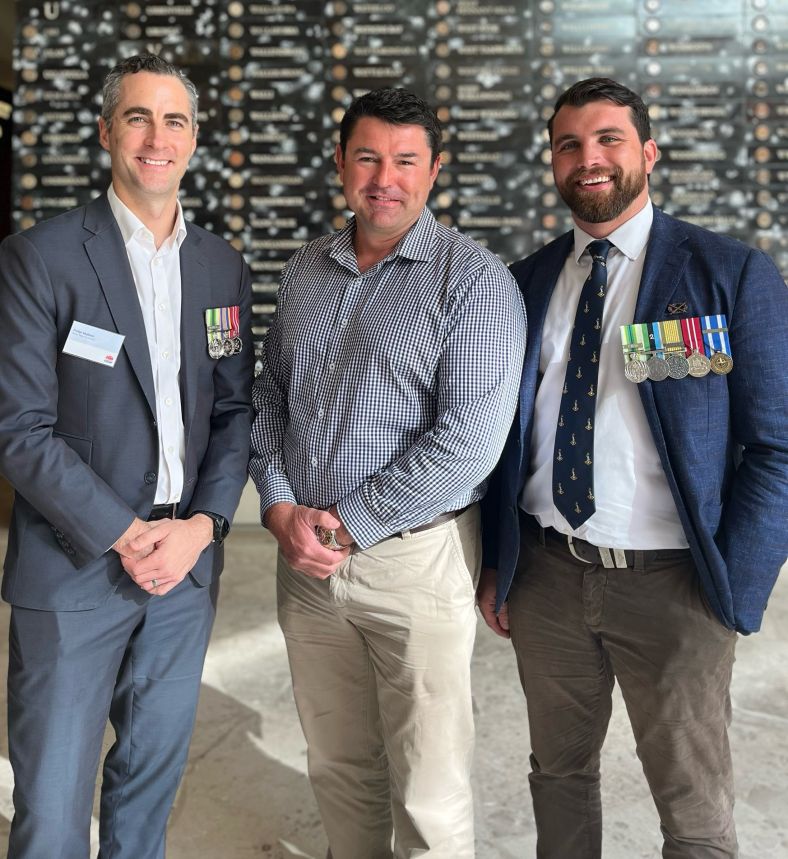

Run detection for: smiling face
[[551, 100, 658, 236], [99, 70, 197, 215], [335, 116, 440, 255]]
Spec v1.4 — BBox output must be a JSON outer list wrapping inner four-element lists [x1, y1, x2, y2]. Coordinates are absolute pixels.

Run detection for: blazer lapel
[[520, 232, 573, 435], [83, 196, 156, 415], [178, 230, 210, 435], [634, 208, 692, 321]]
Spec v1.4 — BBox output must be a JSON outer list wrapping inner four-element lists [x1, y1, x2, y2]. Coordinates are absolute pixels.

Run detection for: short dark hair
[[339, 88, 443, 165], [547, 77, 652, 145], [101, 53, 199, 133]]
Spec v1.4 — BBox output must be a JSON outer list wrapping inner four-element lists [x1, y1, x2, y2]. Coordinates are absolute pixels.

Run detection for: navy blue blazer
[[482, 208, 788, 634]]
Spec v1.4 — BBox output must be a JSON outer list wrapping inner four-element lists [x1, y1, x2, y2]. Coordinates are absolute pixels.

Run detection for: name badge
[[62, 321, 125, 368]]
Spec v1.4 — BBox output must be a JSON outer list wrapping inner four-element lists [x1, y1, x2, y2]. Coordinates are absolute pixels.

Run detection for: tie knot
[[587, 239, 612, 262]]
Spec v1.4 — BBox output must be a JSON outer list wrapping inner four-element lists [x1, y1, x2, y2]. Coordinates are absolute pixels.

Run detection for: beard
[[556, 161, 647, 224]]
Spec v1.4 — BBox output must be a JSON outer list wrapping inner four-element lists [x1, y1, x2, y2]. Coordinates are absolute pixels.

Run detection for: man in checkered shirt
[[250, 88, 526, 858]]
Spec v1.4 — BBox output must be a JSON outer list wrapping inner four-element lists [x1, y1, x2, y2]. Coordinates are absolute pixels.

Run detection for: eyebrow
[[553, 126, 628, 146], [122, 106, 190, 124], [352, 146, 421, 158]]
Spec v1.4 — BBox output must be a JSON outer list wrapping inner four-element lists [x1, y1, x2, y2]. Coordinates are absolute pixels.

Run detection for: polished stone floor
[[0, 526, 785, 858]]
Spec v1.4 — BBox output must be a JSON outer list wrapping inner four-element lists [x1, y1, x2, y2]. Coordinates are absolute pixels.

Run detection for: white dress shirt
[[107, 184, 187, 505], [521, 200, 687, 549]]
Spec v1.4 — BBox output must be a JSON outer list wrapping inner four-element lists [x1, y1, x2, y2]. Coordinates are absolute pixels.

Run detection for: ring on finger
[[151, 578, 159, 589]]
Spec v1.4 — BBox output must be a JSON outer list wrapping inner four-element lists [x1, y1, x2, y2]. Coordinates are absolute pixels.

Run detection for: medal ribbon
[[204, 308, 221, 347], [650, 321, 665, 358], [229, 305, 240, 339], [659, 319, 684, 355], [681, 316, 706, 356], [702, 314, 731, 357]]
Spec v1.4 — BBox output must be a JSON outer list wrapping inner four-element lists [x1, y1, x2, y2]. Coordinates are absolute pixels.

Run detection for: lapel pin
[[667, 302, 688, 315]]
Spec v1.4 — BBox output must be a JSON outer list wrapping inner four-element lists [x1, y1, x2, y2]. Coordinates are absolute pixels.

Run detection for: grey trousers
[[508, 527, 738, 859], [6, 574, 218, 859]]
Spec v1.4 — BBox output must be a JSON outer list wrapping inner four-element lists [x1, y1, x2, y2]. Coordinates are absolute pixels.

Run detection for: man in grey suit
[[0, 54, 252, 857]]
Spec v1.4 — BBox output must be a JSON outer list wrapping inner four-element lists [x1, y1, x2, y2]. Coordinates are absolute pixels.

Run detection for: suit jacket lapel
[[521, 232, 573, 435], [83, 195, 156, 415], [179, 229, 209, 435], [634, 208, 692, 321]]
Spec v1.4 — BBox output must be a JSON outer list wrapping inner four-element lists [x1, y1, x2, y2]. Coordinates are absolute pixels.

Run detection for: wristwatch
[[191, 510, 229, 545]]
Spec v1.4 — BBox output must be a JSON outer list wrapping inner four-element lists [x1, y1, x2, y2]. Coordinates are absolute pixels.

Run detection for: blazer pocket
[[52, 430, 93, 466]]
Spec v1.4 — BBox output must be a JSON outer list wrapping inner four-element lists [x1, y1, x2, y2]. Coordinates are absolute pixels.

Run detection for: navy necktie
[[553, 239, 612, 529]]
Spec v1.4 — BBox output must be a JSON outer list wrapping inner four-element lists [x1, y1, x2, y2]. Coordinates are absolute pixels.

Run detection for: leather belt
[[399, 505, 470, 538], [148, 503, 178, 522], [520, 511, 691, 571]]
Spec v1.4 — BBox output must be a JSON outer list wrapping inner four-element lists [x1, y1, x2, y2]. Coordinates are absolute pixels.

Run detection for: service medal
[[709, 351, 733, 375], [687, 349, 711, 378], [222, 338, 234, 357], [231, 336, 243, 354], [646, 356, 670, 381], [665, 352, 690, 379], [208, 337, 223, 359], [624, 359, 648, 383]]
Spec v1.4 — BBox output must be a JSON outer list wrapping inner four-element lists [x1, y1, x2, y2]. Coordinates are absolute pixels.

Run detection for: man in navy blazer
[[479, 78, 787, 858], [0, 55, 252, 857]]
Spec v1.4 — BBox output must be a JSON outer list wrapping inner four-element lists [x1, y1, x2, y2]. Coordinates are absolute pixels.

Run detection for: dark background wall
[[8, 0, 788, 357]]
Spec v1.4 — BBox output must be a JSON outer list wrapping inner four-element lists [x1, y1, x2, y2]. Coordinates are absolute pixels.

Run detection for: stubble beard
[[557, 162, 647, 224]]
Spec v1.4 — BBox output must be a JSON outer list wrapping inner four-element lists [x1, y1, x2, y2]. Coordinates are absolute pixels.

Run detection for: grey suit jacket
[[0, 193, 254, 610]]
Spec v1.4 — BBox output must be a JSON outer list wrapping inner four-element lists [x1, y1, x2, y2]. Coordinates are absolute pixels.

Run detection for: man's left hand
[[120, 514, 214, 596]]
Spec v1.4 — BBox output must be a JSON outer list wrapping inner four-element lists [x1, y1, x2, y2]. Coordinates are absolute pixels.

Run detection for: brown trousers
[[508, 526, 738, 859]]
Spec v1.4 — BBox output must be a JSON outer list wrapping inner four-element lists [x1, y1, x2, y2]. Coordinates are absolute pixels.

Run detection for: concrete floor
[[0, 526, 786, 858]]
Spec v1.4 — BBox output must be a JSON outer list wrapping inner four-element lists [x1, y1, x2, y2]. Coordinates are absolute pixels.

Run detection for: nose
[[373, 159, 393, 187], [143, 121, 166, 149], [575, 140, 604, 169]]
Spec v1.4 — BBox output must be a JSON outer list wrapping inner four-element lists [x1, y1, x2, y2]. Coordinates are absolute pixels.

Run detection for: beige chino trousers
[[277, 505, 481, 859]]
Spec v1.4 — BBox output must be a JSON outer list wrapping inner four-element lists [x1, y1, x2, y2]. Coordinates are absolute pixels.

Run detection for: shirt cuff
[[335, 487, 393, 549], [256, 474, 298, 526]]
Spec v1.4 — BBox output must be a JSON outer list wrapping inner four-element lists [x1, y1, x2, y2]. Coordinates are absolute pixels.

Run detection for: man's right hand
[[265, 502, 351, 579], [477, 566, 510, 638]]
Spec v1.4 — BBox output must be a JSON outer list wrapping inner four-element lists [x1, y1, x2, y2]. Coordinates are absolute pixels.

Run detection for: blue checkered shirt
[[249, 207, 527, 548]]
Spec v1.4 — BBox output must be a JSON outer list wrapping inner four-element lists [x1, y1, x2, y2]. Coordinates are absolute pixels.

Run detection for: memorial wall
[[11, 0, 788, 361]]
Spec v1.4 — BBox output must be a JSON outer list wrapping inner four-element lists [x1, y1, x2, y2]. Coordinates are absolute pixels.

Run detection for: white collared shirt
[[521, 200, 687, 549], [107, 184, 187, 505]]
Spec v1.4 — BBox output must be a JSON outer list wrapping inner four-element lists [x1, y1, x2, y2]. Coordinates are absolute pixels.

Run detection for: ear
[[428, 153, 441, 189], [98, 117, 110, 152], [643, 138, 658, 175], [334, 143, 345, 180]]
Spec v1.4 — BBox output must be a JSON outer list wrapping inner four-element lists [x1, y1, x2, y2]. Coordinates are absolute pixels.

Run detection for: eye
[[167, 119, 186, 129], [600, 135, 621, 144], [398, 159, 415, 166], [128, 115, 147, 125], [556, 140, 578, 152]]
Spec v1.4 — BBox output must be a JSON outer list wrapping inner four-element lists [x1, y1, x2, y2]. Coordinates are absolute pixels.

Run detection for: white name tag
[[62, 321, 125, 368]]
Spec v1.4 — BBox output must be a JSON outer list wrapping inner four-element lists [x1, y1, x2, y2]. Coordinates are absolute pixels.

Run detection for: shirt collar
[[328, 207, 437, 270], [572, 198, 653, 263], [107, 183, 187, 251]]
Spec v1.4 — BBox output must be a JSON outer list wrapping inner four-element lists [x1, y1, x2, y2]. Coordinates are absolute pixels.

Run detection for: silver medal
[[646, 356, 670, 381], [665, 352, 690, 379], [687, 349, 711, 378]]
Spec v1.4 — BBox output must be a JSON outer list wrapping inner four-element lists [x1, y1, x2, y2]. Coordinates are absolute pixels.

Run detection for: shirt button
[[154, 258, 162, 266], [317, 408, 324, 418], [341, 319, 348, 327], [168, 445, 174, 454], [310, 457, 318, 467], [158, 303, 166, 311], [161, 350, 169, 359], [165, 397, 173, 406], [329, 363, 336, 372]]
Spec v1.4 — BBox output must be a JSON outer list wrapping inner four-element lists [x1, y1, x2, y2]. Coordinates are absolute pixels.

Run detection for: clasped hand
[[113, 514, 214, 596]]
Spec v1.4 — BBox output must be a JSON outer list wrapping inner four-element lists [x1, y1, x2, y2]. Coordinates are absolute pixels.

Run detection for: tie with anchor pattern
[[552, 239, 612, 528]]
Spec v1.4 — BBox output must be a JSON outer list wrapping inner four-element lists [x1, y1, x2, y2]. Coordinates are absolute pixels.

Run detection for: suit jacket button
[[144, 471, 157, 484]]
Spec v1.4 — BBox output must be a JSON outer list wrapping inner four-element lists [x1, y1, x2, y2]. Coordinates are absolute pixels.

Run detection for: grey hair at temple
[[100, 53, 199, 133]]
